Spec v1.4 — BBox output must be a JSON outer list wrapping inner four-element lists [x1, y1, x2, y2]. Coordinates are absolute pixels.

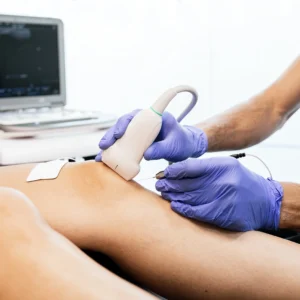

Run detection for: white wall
[[1, 0, 300, 145], [208, 0, 300, 146]]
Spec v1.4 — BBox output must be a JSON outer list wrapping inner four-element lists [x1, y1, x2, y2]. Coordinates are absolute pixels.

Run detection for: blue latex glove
[[95, 110, 208, 162], [156, 157, 284, 232]]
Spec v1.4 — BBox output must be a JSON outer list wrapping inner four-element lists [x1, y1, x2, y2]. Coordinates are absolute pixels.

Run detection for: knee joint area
[[0, 187, 44, 230]]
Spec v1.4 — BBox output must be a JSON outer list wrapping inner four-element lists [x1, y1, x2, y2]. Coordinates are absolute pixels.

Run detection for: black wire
[[230, 153, 246, 159]]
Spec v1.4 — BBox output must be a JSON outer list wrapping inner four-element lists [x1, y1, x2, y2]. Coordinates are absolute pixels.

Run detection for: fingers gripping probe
[[101, 85, 198, 181]]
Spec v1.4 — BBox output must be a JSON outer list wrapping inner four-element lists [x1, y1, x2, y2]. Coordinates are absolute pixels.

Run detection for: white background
[[1, 0, 300, 182]]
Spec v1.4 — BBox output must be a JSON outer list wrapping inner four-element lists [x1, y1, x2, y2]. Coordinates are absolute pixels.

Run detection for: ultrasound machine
[[0, 15, 116, 137]]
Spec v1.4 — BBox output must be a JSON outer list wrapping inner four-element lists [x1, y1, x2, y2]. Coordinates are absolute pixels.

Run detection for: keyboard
[[0, 107, 117, 133]]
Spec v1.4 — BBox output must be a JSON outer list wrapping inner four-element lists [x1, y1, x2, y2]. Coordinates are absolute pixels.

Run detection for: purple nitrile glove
[[156, 157, 284, 232], [95, 110, 208, 162]]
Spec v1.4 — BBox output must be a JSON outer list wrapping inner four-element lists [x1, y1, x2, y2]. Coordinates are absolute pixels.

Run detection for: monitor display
[[0, 22, 60, 98]]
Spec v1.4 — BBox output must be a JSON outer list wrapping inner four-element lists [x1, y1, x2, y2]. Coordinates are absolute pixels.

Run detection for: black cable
[[230, 153, 246, 159]]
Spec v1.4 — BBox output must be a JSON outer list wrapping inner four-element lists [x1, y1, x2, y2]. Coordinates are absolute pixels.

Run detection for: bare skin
[[198, 56, 300, 151], [0, 187, 154, 300], [279, 182, 300, 230], [2, 161, 300, 299]]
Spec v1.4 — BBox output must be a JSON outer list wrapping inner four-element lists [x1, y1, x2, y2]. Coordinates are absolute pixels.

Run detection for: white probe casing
[[101, 86, 198, 181], [101, 108, 162, 180]]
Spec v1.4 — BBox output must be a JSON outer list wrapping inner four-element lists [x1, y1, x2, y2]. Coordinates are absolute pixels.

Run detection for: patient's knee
[[0, 187, 48, 246]]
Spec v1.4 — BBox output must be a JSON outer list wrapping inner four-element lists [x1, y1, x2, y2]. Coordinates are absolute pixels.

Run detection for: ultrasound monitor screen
[[0, 23, 60, 98]]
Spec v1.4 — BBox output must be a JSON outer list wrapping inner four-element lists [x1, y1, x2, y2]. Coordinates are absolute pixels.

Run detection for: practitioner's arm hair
[[1, 161, 300, 299]]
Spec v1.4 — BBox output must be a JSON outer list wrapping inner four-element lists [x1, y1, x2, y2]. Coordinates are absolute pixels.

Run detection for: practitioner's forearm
[[198, 90, 281, 151], [279, 182, 300, 230], [198, 56, 300, 151]]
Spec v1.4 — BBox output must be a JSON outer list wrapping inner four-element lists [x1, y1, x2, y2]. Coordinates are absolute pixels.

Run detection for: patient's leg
[[2, 161, 300, 299], [0, 187, 155, 300]]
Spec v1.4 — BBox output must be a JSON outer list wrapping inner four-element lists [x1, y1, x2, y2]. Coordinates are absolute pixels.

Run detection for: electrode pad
[[27, 159, 69, 182]]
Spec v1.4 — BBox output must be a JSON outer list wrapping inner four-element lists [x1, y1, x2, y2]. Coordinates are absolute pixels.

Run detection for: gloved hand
[[156, 157, 284, 232], [95, 110, 208, 162]]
